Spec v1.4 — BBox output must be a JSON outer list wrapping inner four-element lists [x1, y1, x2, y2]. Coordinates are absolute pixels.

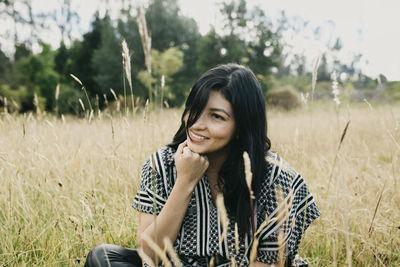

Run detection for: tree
[[0, 0, 45, 49], [14, 43, 31, 61], [67, 14, 102, 99], [117, 9, 147, 98], [54, 41, 69, 80], [13, 42, 59, 112], [116, 0, 201, 106], [197, 0, 250, 72], [91, 14, 123, 98], [220, 0, 247, 36], [206, 0, 281, 93], [196, 28, 223, 74], [246, 6, 280, 79], [52, 0, 79, 44], [138, 47, 184, 105], [0, 48, 12, 84], [317, 54, 331, 81], [145, 0, 201, 105]]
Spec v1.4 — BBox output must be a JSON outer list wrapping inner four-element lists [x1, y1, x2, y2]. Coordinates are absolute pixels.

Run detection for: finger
[[176, 142, 185, 155], [204, 159, 209, 169], [183, 146, 191, 156], [201, 156, 209, 167], [182, 140, 188, 147]]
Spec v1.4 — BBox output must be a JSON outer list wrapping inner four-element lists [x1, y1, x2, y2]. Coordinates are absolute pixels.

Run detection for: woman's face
[[184, 90, 236, 155]]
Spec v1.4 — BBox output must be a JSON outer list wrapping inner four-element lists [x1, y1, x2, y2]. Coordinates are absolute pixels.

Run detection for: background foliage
[[0, 0, 394, 115]]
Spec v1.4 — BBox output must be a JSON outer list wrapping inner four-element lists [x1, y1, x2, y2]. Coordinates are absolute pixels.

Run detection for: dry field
[[0, 105, 399, 266]]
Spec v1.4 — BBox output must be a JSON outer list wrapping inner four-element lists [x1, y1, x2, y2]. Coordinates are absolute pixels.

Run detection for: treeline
[[0, 0, 397, 115]]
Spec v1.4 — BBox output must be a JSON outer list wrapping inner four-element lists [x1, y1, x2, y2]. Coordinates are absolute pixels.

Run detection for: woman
[[85, 64, 320, 266]]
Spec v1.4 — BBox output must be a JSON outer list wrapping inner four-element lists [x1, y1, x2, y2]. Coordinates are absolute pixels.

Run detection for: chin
[[187, 142, 204, 154]]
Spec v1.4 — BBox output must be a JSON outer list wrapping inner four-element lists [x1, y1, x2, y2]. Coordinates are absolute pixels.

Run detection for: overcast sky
[[179, 0, 400, 81], [1, 0, 399, 81]]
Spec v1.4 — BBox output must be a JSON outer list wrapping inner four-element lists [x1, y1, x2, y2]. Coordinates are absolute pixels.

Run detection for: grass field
[[0, 104, 399, 266]]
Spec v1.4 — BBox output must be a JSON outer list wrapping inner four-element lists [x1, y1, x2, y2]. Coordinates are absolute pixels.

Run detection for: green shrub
[[266, 85, 300, 110], [0, 84, 47, 113], [385, 81, 400, 101], [275, 75, 311, 92], [0, 84, 28, 111], [57, 84, 85, 115]]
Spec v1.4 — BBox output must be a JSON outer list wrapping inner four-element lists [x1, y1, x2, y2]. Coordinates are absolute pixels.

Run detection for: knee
[[85, 244, 115, 267], [92, 243, 115, 255]]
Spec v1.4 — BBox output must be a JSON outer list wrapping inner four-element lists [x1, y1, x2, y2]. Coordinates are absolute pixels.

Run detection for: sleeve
[[256, 173, 320, 264], [256, 240, 279, 264], [255, 195, 280, 264], [287, 176, 320, 256], [132, 154, 168, 215]]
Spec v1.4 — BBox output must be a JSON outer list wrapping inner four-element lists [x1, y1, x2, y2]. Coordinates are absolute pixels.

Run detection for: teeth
[[191, 132, 206, 140]]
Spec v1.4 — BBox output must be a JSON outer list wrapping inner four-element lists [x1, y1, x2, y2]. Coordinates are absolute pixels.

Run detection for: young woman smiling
[[85, 64, 320, 267]]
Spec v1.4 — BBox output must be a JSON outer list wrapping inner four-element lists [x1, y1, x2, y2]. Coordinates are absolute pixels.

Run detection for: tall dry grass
[[0, 105, 399, 266]]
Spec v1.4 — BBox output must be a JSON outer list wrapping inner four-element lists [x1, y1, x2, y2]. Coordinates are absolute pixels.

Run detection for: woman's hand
[[137, 141, 209, 258], [137, 141, 209, 260], [174, 141, 209, 190]]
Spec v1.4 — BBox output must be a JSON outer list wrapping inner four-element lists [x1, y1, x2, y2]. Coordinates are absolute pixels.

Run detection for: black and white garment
[[132, 146, 320, 266]]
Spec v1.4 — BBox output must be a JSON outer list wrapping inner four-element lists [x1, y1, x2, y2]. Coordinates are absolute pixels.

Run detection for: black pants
[[84, 244, 142, 267]]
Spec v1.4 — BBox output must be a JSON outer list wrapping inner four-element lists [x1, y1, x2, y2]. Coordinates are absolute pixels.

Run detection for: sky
[[1, 0, 400, 81], [179, 0, 400, 81]]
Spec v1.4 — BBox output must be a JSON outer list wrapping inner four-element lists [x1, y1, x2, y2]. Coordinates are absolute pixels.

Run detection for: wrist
[[174, 176, 197, 196]]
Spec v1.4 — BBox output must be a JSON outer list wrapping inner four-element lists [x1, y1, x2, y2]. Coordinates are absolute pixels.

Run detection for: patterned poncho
[[133, 146, 320, 266]]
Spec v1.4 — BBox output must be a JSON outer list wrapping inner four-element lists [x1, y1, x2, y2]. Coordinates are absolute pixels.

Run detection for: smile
[[189, 131, 209, 141]]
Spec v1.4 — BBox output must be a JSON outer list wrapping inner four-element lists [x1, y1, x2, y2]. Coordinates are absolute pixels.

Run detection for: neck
[[205, 145, 231, 179]]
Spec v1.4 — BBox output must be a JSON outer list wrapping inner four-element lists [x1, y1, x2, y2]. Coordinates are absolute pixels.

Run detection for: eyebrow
[[209, 108, 232, 118]]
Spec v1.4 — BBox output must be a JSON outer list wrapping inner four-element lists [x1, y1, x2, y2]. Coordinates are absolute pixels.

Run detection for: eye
[[211, 113, 225, 121]]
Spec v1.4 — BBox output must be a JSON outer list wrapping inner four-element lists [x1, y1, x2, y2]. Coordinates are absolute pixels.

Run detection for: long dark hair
[[168, 63, 271, 237]]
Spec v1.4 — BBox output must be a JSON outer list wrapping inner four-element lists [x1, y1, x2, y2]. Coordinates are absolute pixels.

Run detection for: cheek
[[183, 113, 188, 126], [214, 124, 235, 140]]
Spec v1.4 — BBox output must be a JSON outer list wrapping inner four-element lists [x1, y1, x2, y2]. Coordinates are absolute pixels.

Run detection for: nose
[[191, 113, 207, 130]]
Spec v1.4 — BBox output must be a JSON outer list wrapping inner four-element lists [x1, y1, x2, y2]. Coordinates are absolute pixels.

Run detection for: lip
[[188, 130, 209, 143]]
